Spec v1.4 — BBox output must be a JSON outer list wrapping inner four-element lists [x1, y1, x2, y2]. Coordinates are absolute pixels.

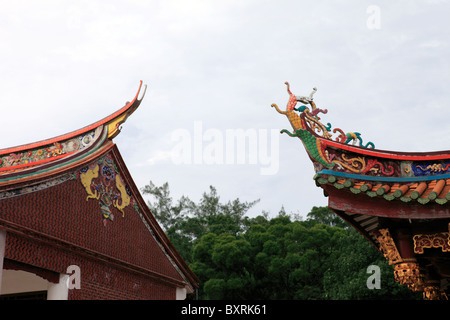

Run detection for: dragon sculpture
[[271, 82, 375, 169]]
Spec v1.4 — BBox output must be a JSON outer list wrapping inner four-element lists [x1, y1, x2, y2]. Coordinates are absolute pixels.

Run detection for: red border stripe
[[322, 139, 450, 161]]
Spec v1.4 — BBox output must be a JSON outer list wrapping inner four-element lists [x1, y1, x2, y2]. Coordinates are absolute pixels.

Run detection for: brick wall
[[0, 149, 187, 299], [5, 227, 177, 299], [68, 259, 176, 300]]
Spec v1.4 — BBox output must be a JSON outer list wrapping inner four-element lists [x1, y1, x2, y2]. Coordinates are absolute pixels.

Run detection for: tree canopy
[[142, 181, 421, 300]]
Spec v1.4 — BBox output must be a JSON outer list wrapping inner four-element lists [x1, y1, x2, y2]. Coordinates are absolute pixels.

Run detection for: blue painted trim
[[317, 170, 450, 182]]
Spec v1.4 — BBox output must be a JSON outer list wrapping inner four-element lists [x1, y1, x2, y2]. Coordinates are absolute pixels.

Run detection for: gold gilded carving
[[394, 261, 424, 292], [376, 229, 403, 265], [413, 232, 450, 254], [423, 281, 447, 300]]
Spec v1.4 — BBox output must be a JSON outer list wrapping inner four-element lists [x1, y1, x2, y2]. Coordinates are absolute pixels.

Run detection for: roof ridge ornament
[[285, 81, 317, 105], [274, 83, 450, 300], [272, 81, 375, 149]]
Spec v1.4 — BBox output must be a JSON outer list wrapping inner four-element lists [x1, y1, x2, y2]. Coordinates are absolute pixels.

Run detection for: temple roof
[[271, 82, 450, 203], [315, 174, 450, 205], [272, 81, 450, 239], [0, 81, 199, 294], [0, 81, 147, 187]]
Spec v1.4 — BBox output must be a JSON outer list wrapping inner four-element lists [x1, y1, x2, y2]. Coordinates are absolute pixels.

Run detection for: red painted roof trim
[[0, 150, 76, 173], [320, 138, 450, 161]]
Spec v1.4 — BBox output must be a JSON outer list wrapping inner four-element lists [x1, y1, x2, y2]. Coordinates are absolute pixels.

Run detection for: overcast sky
[[1, 0, 449, 219]]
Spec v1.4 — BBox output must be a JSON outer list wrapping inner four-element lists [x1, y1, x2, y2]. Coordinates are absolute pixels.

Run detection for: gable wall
[[0, 149, 188, 299]]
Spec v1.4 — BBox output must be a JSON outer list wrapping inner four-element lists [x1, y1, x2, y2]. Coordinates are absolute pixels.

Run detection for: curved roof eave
[[0, 81, 147, 156], [0, 81, 147, 182]]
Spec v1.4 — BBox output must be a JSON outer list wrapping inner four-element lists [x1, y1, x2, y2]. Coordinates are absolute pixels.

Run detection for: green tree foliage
[[142, 181, 421, 300], [142, 181, 258, 264], [305, 205, 348, 228]]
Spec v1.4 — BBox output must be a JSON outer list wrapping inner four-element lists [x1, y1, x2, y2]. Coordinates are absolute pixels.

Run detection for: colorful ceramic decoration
[[80, 154, 133, 226], [0, 81, 146, 183], [272, 82, 450, 300], [0, 81, 147, 225], [272, 82, 381, 175], [0, 128, 102, 175], [271, 82, 450, 181]]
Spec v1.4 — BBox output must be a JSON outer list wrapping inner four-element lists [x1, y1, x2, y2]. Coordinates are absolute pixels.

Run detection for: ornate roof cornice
[[272, 82, 450, 190], [0, 81, 147, 185]]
